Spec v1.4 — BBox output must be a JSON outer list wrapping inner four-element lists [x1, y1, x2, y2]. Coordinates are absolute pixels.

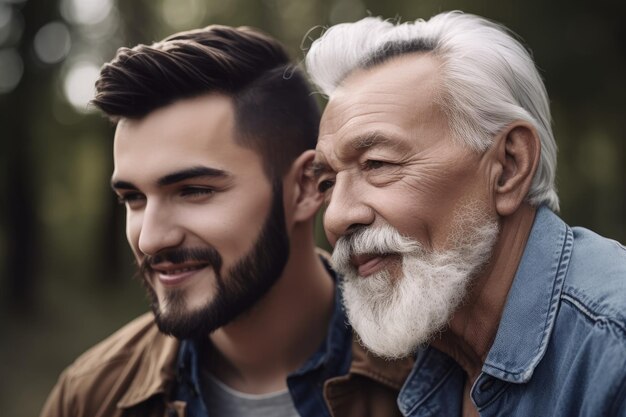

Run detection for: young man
[[41, 25, 353, 417], [307, 12, 626, 417]]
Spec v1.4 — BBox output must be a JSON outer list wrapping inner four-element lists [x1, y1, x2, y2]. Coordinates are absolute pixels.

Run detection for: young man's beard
[[332, 201, 499, 359], [139, 182, 290, 340]]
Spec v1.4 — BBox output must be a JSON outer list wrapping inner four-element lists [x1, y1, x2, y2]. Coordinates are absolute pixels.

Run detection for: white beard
[[332, 204, 499, 359]]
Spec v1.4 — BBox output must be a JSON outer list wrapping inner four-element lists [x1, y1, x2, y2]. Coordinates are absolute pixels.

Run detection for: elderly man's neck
[[431, 203, 537, 382]]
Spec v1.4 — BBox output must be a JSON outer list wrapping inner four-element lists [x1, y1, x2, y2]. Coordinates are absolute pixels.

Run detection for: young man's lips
[[150, 262, 209, 286]]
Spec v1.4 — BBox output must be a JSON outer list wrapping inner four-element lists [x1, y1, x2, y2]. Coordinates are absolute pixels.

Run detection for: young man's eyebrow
[[110, 180, 137, 191], [157, 166, 230, 186], [110, 166, 230, 191]]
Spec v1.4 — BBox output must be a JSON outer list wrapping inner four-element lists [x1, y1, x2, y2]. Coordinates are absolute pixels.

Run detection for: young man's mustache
[[139, 247, 223, 276]]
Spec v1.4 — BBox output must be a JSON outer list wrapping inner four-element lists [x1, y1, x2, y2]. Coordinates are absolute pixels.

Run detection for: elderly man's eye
[[363, 160, 386, 170], [317, 179, 335, 193]]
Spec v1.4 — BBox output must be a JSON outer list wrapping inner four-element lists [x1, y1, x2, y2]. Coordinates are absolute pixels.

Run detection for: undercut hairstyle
[[306, 12, 559, 211], [93, 25, 320, 179]]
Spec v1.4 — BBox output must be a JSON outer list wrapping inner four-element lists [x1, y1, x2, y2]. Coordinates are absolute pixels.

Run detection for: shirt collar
[[348, 338, 415, 391], [482, 206, 573, 383]]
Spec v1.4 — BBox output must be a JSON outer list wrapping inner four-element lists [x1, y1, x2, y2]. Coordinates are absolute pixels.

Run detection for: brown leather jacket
[[325, 340, 415, 417], [40, 313, 413, 417]]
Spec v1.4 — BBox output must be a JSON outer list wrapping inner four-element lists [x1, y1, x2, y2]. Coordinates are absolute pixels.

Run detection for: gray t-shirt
[[202, 372, 300, 417]]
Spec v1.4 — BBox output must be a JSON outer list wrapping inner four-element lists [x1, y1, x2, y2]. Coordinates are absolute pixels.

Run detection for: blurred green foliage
[[0, 0, 624, 416]]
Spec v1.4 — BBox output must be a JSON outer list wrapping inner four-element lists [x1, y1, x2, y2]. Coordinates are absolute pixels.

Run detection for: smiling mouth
[[159, 264, 208, 275], [150, 262, 210, 286], [351, 253, 399, 277]]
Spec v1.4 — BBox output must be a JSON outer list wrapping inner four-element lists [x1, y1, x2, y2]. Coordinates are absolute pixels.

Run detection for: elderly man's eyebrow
[[351, 132, 392, 151], [310, 160, 331, 179]]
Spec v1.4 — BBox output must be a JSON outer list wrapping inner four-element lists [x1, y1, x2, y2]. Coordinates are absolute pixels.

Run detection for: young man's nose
[[137, 202, 184, 256]]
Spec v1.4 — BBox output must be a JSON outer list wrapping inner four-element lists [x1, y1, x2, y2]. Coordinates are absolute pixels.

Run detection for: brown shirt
[[40, 313, 413, 417]]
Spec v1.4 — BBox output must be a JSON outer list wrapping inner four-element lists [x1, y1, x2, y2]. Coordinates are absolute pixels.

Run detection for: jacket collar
[[349, 339, 415, 391], [482, 206, 573, 383], [397, 207, 574, 413], [117, 325, 180, 408]]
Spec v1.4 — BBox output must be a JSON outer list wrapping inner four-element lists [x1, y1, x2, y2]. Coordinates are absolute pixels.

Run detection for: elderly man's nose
[[323, 176, 374, 245]]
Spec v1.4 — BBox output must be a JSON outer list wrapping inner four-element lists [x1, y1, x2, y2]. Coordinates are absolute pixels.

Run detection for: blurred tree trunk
[[97, 0, 161, 285], [1, 0, 59, 310], [98, 134, 128, 285], [2, 115, 39, 311]]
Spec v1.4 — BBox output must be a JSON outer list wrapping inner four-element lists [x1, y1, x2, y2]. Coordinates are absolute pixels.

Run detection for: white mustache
[[331, 224, 423, 275]]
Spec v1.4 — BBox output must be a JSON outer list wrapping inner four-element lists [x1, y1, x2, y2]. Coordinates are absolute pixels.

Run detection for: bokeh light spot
[[63, 60, 100, 112], [34, 21, 71, 64], [60, 0, 112, 25]]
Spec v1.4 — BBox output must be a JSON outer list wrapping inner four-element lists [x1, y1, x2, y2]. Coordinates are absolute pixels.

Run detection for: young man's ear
[[286, 150, 325, 223], [492, 122, 541, 216]]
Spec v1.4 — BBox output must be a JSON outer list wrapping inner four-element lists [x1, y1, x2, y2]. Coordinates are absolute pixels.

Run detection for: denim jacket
[[397, 206, 626, 417]]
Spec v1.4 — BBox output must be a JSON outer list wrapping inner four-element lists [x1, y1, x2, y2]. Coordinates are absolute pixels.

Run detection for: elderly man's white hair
[[306, 12, 559, 211]]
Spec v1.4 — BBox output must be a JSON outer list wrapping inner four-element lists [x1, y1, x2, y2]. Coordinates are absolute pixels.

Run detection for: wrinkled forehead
[[316, 53, 444, 160]]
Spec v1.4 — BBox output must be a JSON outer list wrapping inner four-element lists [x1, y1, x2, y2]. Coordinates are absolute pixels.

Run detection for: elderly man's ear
[[286, 150, 325, 223], [492, 123, 541, 217]]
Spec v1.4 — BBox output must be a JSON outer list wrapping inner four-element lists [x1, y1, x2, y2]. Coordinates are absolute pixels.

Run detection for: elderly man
[[306, 12, 626, 417]]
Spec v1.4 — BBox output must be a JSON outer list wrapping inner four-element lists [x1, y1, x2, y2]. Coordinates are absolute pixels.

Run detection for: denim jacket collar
[[398, 207, 574, 414], [482, 206, 572, 383], [397, 348, 463, 416]]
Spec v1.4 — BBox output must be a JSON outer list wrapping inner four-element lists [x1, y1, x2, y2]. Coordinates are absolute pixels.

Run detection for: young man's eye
[[180, 187, 215, 197], [117, 192, 145, 205]]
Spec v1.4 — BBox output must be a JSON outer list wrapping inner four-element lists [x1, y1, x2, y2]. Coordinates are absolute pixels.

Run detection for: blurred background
[[0, 0, 624, 415]]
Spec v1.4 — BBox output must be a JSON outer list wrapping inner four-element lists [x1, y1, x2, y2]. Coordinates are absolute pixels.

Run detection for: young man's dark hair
[[93, 25, 320, 179]]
